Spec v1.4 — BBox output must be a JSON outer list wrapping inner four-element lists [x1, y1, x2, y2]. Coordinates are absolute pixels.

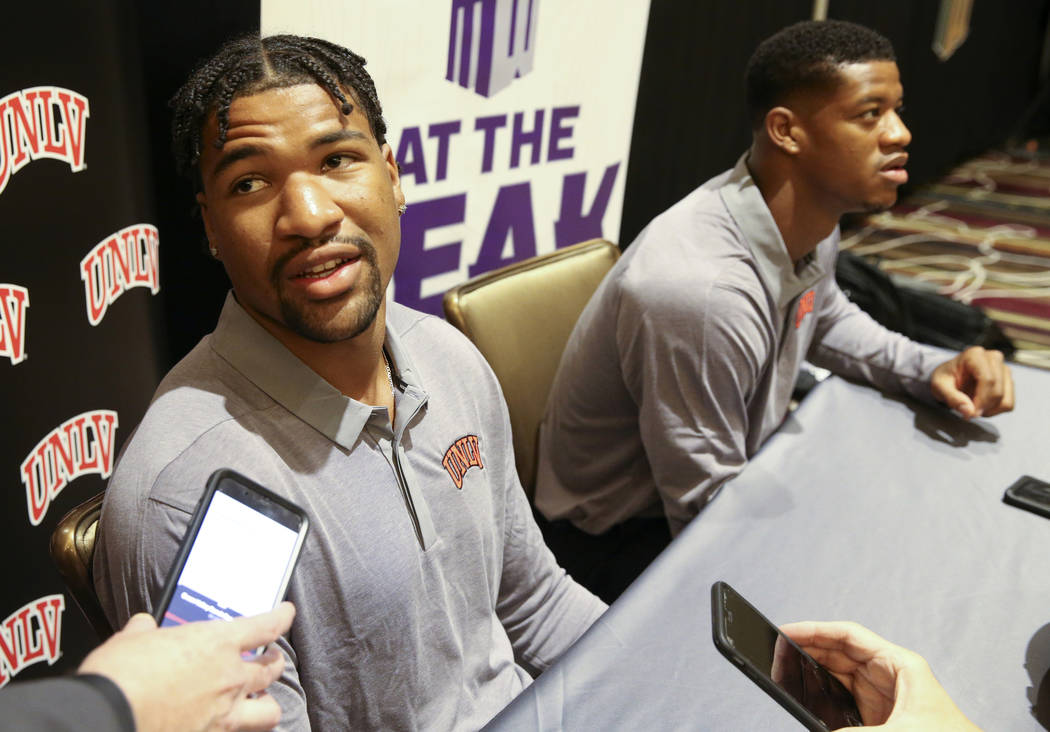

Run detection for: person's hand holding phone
[[780, 621, 982, 731], [79, 602, 295, 732]]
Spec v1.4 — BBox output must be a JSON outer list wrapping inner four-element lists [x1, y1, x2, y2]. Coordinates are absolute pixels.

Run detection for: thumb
[[933, 376, 976, 419], [119, 613, 159, 637]]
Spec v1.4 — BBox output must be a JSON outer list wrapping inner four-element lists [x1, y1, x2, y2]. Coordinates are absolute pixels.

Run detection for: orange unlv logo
[[795, 290, 815, 329], [442, 434, 484, 489]]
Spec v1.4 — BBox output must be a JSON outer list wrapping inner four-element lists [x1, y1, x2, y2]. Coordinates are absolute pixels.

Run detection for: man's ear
[[765, 106, 803, 155], [196, 191, 219, 258], [382, 142, 405, 211]]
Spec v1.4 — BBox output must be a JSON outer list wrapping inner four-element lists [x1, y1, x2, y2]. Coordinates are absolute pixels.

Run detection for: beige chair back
[[443, 239, 620, 495]]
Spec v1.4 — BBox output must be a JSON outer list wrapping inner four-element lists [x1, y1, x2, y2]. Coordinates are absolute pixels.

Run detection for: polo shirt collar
[[209, 293, 424, 449], [719, 152, 830, 309]]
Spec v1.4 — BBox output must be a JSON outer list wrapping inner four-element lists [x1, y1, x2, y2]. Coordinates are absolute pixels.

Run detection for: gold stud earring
[[398, 203, 407, 216]]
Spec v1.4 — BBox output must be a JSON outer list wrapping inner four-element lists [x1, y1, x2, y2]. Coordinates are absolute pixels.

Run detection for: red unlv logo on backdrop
[[0, 595, 63, 688], [20, 410, 118, 526], [80, 224, 160, 325], [0, 87, 88, 197], [0, 284, 28, 365]]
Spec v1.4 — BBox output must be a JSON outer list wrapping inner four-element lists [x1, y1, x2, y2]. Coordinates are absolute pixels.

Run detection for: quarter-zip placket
[[392, 433, 425, 549], [368, 384, 436, 551]]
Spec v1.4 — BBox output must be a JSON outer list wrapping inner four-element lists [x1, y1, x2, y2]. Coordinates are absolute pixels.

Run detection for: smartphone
[[711, 581, 863, 730], [1003, 475, 1050, 520], [153, 468, 309, 631]]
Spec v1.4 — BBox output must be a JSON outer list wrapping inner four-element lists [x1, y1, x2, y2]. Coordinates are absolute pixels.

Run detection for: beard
[[273, 235, 385, 343]]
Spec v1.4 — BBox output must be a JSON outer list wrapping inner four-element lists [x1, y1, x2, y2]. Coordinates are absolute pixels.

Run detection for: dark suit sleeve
[[0, 674, 135, 731]]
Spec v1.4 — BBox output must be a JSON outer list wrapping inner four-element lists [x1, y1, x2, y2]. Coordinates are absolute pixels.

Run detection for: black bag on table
[[835, 250, 1015, 357]]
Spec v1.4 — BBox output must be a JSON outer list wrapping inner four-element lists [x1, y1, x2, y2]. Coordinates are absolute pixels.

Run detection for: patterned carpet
[[842, 150, 1050, 370]]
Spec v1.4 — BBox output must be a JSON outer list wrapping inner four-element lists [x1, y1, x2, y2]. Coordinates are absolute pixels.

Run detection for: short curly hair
[[170, 33, 388, 188], [745, 20, 896, 128]]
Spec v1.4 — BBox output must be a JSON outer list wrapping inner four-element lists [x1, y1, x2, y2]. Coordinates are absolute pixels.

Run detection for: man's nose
[[882, 110, 911, 149], [275, 174, 343, 241]]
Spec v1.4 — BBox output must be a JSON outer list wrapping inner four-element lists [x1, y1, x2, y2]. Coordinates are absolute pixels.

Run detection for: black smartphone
[[153, 469, 309, 631], [1003, 475, 1050, 520], [711, 581, 863, 731]]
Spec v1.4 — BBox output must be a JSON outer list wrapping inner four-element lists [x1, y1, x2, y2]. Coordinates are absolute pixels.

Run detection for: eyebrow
[[855, 92, 903, 107], [210, 144, 265, 180], [208, 129, 372, 181], [311, 129, 370, 148]]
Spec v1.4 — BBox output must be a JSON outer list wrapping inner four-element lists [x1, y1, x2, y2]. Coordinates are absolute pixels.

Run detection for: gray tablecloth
[[488, 366, 1050, 730]]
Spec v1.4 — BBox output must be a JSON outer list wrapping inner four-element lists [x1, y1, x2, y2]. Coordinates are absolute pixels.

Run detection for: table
[[487, 365, 1050, 730]]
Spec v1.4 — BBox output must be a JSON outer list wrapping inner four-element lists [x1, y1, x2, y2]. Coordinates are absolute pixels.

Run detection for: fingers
[[224, 693, 283, 732], [965, 348, 1002, 417], [233, 602, 296, 654], [119, 613, 159, 637], [983, 354, 1014, 416], [225, 641, 288, 731], [930, 358, 976, 419], [931, 347, 1013, 419], [244, 645, 287, 695], [770, 634, 791, 683], [779, 620, 901, 677], [780, 620, 881, 660]]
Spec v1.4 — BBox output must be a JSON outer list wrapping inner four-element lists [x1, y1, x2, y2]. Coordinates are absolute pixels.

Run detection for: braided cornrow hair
[[170, 34, 388, 187]]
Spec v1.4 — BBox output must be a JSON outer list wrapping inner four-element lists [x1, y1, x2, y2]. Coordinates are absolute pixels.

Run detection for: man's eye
[[323, 154, 352, 171], [233, 178, 265, 194]]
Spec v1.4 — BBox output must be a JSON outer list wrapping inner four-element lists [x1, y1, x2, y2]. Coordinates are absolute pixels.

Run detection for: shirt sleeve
[[617, 277, 769, 536], [807, 274, 947, 402], [0, 675, 134, 732], [493, 391, 606, 674]]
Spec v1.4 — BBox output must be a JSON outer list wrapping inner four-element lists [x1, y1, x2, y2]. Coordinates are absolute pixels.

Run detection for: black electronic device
[[153, 469, 309, 633], [711, 581, 863, 731], [1003, 475, 1050, 520]]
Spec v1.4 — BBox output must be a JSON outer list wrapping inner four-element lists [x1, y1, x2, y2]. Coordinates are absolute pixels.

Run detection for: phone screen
[[713, 582, 862, 729], [159, 479, 306, 628]]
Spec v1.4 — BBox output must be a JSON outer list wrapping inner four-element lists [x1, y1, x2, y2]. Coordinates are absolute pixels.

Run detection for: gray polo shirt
[[535, 155, 945, 536], [94, 294, 605, 731]]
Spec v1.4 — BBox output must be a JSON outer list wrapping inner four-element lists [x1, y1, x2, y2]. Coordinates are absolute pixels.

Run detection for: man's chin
[[859, 195, 897, 214], [280, 295, 383, 344]]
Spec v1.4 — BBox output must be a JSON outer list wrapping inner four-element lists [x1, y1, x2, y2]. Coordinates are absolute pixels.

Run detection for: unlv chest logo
[[795, 289, 815, 328], [442, 434, 484, 489]]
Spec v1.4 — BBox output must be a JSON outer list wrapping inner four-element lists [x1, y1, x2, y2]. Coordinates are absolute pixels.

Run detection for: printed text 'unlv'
[[0, 284, 28, 365], [0, 87, 88, 198], [21, 410, 118, 526], [81, 224, 160, 325], [0, 595, 64, 688]]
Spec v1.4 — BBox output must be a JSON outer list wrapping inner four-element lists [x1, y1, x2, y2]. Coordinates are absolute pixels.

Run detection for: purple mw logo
[[446, 0, 538, 97]]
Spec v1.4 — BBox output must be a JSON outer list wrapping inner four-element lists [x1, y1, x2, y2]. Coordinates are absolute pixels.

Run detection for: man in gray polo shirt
[[93, 34, 605, 730], [534, 20, 1015, 601]]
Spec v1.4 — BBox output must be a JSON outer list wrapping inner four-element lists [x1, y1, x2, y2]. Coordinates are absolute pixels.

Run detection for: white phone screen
[[160, 490, 301, 627]]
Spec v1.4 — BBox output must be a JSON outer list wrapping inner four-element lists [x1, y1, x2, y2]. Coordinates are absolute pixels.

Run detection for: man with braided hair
[[94, 33, 606, 730], [534, 19, 1016, 602]]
